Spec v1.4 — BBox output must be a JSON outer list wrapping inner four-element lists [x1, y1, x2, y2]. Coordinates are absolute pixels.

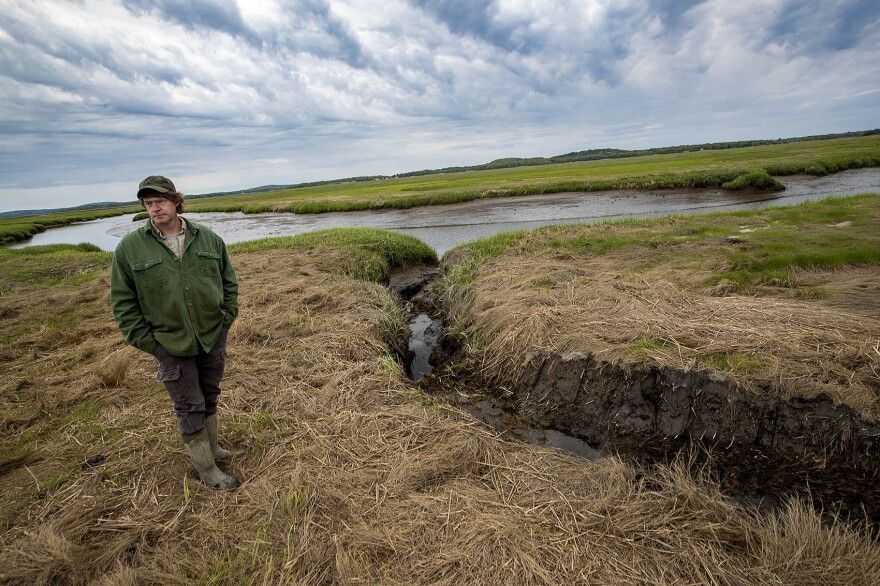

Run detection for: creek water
[[407, 314, 442, 380], [9, 168, 880, 255]]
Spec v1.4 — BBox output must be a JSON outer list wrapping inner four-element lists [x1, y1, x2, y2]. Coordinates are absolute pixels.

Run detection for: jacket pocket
[[132, 256, 169, 293], [197, 250, 222, 278]]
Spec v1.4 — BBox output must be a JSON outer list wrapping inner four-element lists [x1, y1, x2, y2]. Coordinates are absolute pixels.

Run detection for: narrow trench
[[387, 266, 880, 528], [406, 313, 442, 381], [389, 265, 601, 460]]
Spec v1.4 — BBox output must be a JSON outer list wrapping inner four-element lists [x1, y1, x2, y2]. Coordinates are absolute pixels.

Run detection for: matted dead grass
[[1, 246, 879, 584], [450, 246, 880, 420]]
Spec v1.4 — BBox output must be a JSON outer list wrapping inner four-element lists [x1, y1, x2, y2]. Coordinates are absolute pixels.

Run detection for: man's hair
[[140, 190, 185, 214]]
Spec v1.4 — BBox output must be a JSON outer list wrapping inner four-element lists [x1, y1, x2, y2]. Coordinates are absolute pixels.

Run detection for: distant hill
[[0, 201, 132, 219], [394, 128, 880, 177]]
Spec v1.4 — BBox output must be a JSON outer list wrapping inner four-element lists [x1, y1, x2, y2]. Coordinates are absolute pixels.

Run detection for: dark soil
[[389, 265, 880, 528], [386, 264, 439, 300], [496, 350, 880, 525]]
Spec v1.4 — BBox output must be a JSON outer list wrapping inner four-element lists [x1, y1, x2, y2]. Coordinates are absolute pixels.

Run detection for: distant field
[[1, 134, 879, 244], [180, 134, 880, 214]]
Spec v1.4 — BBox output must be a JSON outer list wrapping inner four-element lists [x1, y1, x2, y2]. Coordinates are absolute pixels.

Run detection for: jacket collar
[[140, 216, 198, 237]]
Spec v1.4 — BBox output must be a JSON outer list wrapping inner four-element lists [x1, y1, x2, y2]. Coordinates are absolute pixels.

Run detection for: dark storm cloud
[[409, 1, 508, 47], [649, 0, 706, 33], [273, 0, 367, 68]]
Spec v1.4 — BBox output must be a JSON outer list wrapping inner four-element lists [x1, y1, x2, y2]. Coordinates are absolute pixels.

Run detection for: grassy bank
[[9, 134, 878, 241], [436, 193, 880, 417], [0, 206, 138, 245], [176, 134, 880, 215], [1, 225, 878, 584], [231, 227, 438, 282]]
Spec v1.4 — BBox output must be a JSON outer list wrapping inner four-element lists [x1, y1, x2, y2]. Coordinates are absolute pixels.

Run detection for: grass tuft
[[231, 227, 437, 281], [627, 336, 672, 362], [722, 170, 785, 191]]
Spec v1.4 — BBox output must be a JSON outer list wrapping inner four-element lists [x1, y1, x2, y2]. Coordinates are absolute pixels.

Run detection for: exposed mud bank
[[500, 350, 880, 521], [387, 264, 880, 525], [516, 351, 880, 467]]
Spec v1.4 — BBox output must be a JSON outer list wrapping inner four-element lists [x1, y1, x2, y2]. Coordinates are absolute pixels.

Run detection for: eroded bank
[[386, 195, 880, 526]]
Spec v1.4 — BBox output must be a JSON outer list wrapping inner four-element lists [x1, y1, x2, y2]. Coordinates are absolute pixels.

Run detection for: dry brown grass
[[1, 246, 879, 584], [447, 245, 880, 420]]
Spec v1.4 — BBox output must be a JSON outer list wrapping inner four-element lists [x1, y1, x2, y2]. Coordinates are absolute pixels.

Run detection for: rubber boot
[[183, 428, 240, 490], [205, 414, 234, 460]]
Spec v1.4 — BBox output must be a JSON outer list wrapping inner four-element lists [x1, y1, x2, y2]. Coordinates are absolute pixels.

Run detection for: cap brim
[[137, 185, 171, 197]]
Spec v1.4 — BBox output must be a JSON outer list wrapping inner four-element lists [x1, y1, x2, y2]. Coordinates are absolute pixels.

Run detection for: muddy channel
[[389, 266, 880, 529]]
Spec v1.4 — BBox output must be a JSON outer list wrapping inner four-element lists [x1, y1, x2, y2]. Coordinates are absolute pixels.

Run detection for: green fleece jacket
[[110, 218, 238, 356]]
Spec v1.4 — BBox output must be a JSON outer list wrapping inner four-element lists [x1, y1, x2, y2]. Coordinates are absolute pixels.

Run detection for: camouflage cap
[[137, 175, 177, 198]]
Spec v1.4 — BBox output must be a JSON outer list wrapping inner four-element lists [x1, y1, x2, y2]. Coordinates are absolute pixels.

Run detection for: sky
[[0, 0, 878, 213]]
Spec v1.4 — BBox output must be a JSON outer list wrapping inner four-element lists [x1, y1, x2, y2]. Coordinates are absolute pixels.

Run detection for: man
[[110, 175, 240, 489]]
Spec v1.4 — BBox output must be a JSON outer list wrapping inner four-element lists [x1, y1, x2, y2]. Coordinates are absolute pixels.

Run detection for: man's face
[[141, 195, 179, 229]]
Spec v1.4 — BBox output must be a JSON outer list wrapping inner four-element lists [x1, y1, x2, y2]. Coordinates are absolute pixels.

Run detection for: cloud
[[768, 0, 879, 54], [0, 0, 878, 212], [121, 0, 255, 40]]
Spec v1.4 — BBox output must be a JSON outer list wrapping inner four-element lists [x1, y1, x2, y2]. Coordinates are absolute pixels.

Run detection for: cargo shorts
[[152, 328, 228, 436]]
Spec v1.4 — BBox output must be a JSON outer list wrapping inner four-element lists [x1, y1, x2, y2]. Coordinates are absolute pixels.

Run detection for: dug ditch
[[388, 265, 880, 528]]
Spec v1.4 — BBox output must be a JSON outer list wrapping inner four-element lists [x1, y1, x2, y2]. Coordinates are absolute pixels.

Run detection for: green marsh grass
[[62, 401, 104, 426], [3, 134, 879, 245], [177, 134, 880, 214], [231, 227, 437, 282], [626, 337, 673, 361], [530, 276, 557, 289], [0, 243, 112, 293], [721, 169, 784, 191], [444, 194, 880, 293], [702, 353, 764, 374], [0, 206, 138, 245]]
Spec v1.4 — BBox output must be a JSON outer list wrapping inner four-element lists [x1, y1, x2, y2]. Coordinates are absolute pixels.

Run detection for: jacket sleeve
[[109, 246, 157, 353], [219, 241, 238, 328]]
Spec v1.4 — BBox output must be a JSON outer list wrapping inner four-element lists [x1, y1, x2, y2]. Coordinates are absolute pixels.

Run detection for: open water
[[10, 168, 880, 256]]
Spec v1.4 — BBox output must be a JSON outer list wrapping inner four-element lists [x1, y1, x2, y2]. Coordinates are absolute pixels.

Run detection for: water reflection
[[8, 168, 880, 256], [8, 214, 141, 252]]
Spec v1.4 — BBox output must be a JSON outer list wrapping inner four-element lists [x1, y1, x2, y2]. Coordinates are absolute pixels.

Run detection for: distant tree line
[[190, 176, 387, 200]]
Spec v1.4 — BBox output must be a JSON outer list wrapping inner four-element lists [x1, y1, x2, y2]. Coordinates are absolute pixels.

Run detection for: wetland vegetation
[[1, 191, 879, 584], [2, 133, 879, 245], [165, 134, 880, 216]]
